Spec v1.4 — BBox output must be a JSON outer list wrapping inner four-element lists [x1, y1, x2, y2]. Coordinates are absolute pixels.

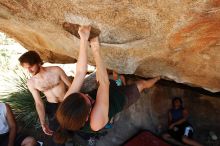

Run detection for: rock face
[[0, 0, 220, 92]]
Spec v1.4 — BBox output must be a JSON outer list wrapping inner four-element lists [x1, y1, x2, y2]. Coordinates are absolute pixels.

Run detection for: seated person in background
[[0, 102, 38, 146], [162, 97, 203, 146], [113, 70, 126, 86], [53, 28, 161, 144]]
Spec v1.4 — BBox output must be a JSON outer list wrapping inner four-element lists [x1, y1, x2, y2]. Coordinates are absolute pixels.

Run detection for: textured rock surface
[[0, 0, 220, 92]]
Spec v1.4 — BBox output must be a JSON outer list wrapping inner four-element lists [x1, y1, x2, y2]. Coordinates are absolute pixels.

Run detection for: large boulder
[[0, 0, 220, 92]]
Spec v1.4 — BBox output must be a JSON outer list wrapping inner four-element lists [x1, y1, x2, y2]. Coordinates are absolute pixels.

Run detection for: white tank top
[[0, 103, 9, 134]]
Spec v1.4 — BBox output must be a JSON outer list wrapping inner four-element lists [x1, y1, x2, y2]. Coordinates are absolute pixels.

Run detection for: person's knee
[[21, 136, 37, 146], [136, 80, 145, 92]]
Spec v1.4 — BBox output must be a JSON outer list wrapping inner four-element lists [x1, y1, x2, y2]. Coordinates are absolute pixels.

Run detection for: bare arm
[[64, 26, 90, 98], [57, 66, 71, 88], [120, 75, 126, 86], [90, 37, 110, 131], [6, 103, 17, 146], [27, 81, 53, 135], [112, 71, 118, 81], [169, 109, 189, 129], [168, 111, 172, 125]]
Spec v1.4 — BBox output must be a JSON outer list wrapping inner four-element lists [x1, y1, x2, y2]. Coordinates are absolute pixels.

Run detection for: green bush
[[0, 69, 45, 130]]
